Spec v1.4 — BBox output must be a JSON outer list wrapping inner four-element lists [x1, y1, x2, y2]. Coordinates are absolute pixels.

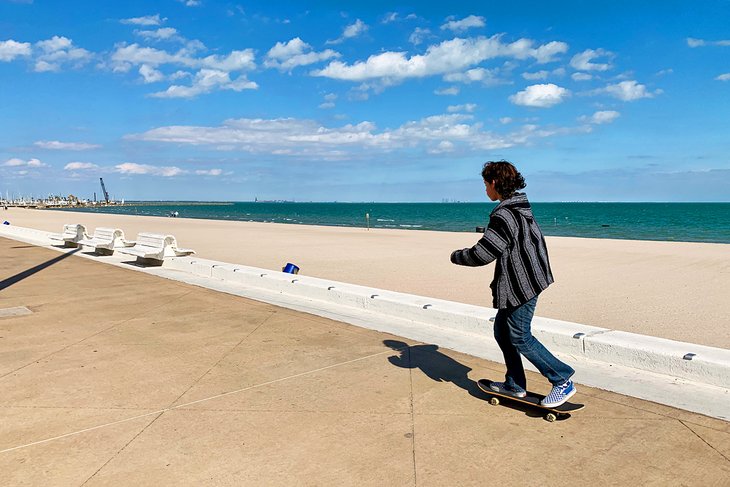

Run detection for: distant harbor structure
[[2, 178, 123, 209], [1, 194, 123, 209]]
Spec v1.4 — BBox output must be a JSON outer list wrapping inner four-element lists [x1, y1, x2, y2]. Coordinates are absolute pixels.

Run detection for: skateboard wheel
[[489, 398, 500, 406], [545, 413, 557, 422]]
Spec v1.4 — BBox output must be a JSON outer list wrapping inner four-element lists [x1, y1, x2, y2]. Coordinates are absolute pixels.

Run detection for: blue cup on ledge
[[282, 262, 299, 274]]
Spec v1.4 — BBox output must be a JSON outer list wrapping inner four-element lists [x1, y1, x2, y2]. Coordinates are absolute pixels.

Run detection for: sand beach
[[4, 207, 729, 349]]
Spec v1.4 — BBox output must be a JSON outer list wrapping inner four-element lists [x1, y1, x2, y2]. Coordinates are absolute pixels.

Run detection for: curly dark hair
[[481, 160, 526, 199]]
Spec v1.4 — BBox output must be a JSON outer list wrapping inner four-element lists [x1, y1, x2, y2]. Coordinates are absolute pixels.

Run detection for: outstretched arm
[[450, 213, 511, 267]]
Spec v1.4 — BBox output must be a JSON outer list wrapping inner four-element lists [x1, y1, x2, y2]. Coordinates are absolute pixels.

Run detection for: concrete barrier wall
[[164, 256, 730, 389], [583, 330, 730, 388]]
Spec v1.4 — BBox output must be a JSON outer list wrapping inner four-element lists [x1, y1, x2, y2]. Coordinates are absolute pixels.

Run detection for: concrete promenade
[[1, 237, 729, 486]]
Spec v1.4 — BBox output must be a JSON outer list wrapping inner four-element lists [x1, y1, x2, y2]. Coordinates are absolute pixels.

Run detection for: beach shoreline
[[4, 207, 729, 349], [34, 201, 730, 245]]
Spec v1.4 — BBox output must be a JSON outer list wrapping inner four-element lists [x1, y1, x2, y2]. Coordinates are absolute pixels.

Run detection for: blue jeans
[[493, 295, 574, 388]]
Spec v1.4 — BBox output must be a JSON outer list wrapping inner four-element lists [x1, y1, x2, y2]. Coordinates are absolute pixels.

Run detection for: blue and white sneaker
[[488, 381, 527, 398], [540, 380, 576, 407]]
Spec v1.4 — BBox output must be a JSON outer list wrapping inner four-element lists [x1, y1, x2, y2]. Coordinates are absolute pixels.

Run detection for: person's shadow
[[383, 339, 488, 400], [384, 339, 565, 420]]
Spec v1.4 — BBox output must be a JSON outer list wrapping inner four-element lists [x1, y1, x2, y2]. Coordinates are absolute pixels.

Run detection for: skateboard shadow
[[383, 340, 557, 420], [383, 339, 487, 401]]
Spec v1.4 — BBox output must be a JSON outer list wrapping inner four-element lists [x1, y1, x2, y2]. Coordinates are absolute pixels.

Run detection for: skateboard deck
[[477, 379, 584, 422]]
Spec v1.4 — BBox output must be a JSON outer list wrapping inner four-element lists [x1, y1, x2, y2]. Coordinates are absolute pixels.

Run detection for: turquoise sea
[[56, 202, 730, 244]]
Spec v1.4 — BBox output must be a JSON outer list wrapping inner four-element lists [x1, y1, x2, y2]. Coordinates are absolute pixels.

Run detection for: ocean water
[[56, 202, 730, 244]]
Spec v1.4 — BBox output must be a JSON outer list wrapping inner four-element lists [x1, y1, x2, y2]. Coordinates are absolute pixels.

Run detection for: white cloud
[[195, 169, 223, 176], [2, 157, 47, 167], [0, 39, 32, 61], [151, 68, 258, 98], [139, 64, 165, 83], [114, 162, 185, 177], [327, 19, 368, 45], [319, 92, 337, 109], [715, 73, 730, 81], [343, 19, 368, 39], [267, 37, 308, 60], [36, 36, 74, 53], [579, 110, 620, 125], [129, 116, 462, 156], [111, 43, 254, 71], [169, 70, 191, 80], [313, 35, 565, 82], [499, 117, 513, 124], [33, 61, 54, 72], [441, 15, 485, 33], [136, 27, 182, 42], [687, 38, 704, 48], [434, 86, 459, 96], [687, 37, 730, 47], [2, 158, 26, 167], [34, 36, 92, 72], [125, 118, 438, 156], [158, 166, 186, 176], [382, 12, 399, 24], [522, 68, 565, 81], [114, 162, 149, 174], [509, 83, 569, 108], [128, 113, 587, 158], [200, 50, 256, 71], [178, 0, 201, 6], [110, 43, 256, 96], [429, 140, 455, 153], [110, 44, 179, 71], [447, 103, 477, 113], [121, 14, 164, 26], [382, 12, 417, 24], [264, 38, 339, 71], [599, 80, 658, 101], [572, 72, 593, 81], [409, 28, 431, 46], [34, 140, 101, 150], [444, 67, 506, 86], [523, 70, 549, 80], [570, 48, 613, 71], [532, 41, 569, 63], [64, 162, 98, 170]]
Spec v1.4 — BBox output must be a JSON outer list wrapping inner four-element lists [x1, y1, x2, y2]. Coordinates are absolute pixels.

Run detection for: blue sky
[[1, 0, 729, 202]]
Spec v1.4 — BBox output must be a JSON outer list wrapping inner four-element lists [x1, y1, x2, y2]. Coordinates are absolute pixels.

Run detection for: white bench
[[117, 232, 195, 264], [49, 223, 88, 248], [77, 227, 130, 255]]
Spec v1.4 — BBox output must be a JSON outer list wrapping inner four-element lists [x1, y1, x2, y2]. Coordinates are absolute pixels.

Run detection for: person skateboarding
[[450, 160, 576, 407]]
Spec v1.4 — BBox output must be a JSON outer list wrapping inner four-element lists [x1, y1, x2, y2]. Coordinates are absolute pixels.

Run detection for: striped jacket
[[450, 193, 554, 309]]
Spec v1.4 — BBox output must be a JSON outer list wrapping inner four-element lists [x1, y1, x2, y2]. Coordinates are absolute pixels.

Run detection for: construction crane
[[99, 178, 110, 204]]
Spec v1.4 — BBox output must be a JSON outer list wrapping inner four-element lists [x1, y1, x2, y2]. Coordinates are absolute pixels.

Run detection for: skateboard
[[477, 379, 584, 422]]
